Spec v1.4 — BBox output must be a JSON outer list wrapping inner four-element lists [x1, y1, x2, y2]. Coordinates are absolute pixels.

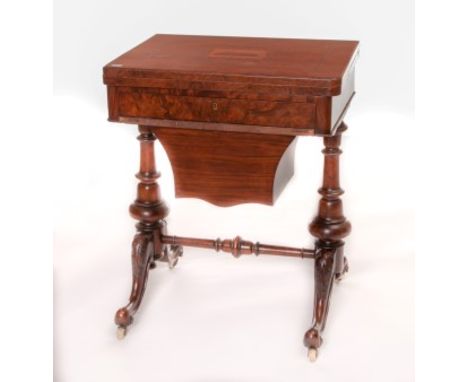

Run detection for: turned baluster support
[[304, 122, 351, 360], [114, 126, 169, 338]]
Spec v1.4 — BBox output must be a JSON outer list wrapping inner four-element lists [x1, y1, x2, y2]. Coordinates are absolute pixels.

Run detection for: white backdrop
[[54, 1, 414, 381]]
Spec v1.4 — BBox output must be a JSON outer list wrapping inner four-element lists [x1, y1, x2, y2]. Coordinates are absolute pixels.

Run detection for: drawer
[[115, 87, 316, 130]]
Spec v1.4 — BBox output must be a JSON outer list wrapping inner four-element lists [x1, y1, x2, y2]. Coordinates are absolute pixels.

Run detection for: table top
[[104, 34, 359, 94]]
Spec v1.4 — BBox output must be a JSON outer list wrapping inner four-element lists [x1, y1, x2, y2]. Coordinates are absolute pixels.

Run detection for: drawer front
[[116, 87, 316, 129]]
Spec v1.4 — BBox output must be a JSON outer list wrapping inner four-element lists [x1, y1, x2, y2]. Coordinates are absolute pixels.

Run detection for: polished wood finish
[[309, 123, 351, 242], [104, 34, 357, 360], [154, 127, 296, 206], [161, 234, 317, 259], [117, 86, 316, 129], [304, 123, 351, 354], [104, 34, 358, 94], [114, 126, 169, 330], [104, 34, 359, 136]]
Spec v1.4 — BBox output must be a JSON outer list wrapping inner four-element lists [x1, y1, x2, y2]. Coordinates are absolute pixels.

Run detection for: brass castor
[[308, 347, 318, 362], [116, 326, 127, 340]]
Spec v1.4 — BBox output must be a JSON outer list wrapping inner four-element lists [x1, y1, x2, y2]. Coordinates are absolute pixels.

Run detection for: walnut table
[[103, 34, 359, 361]]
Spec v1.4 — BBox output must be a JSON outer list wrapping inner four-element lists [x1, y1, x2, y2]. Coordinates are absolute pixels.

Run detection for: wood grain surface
[[104, 34, 359, 94], [153, 127, 296, 206]]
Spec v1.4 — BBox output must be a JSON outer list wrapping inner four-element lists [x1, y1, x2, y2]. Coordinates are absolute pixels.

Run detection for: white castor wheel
[[116, 326, 127, 340], [167, 250, 178, 269], [308, 347, 318, 362], [167, 245, 183, 269]]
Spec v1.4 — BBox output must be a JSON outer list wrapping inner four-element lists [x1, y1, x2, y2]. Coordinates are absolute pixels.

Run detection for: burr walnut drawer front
[[115, 87, 316, 129]]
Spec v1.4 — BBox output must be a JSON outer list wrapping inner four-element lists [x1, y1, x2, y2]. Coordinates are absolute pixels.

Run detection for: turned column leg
[[114, 125, 169, 339], [304, 122, 352, 360]]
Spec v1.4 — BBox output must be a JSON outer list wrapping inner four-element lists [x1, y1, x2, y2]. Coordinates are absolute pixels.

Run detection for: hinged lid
[[103, 34, 359, 98]]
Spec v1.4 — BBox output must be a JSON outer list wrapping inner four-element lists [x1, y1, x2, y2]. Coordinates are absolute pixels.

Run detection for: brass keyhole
[[212, 102, 218, 111]]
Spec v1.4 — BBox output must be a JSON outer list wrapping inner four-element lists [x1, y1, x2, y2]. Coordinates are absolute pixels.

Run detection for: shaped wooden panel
[[153, 127, 296, 206]]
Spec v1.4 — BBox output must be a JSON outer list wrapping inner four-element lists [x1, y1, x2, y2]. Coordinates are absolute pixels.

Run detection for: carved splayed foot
[[114, 232, 154, 337], [305, 124, 352, 360], [303, 246, 337, 361]]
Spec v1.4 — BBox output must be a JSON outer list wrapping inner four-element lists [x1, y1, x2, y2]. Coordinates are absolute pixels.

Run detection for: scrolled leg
[[114, 126, 169, 338], [115, 230, 154, 337], [304, 122, 351, 360], [303, 245, 338, 360]]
